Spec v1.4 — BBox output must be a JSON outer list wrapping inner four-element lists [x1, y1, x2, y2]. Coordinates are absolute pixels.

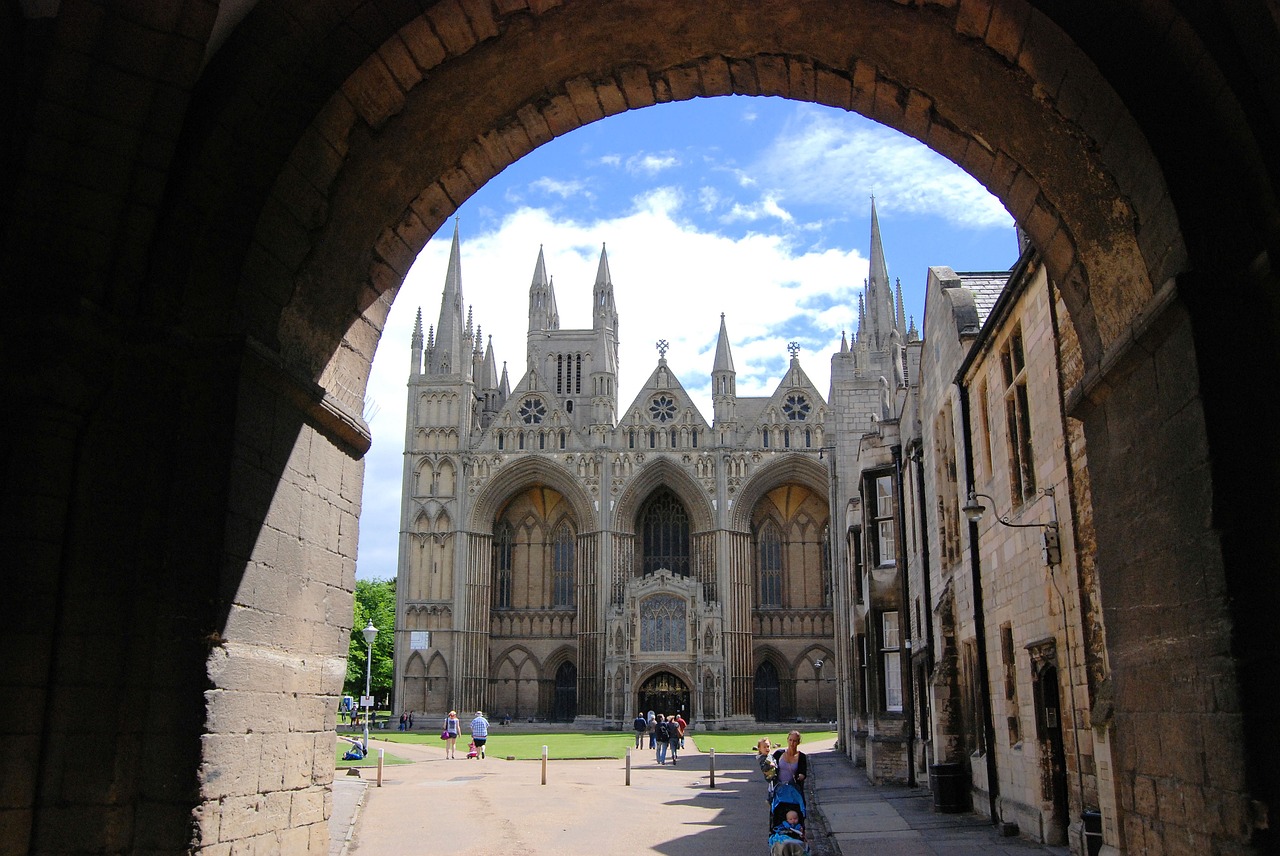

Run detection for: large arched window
[[553, 521, 575, 608], [757, 519, 784, 608], [493, 522, 514, 608], [639, 488, 690, 576]]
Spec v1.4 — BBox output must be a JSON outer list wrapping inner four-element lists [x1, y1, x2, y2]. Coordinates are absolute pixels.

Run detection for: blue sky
[[355, 95, 1017, 581]]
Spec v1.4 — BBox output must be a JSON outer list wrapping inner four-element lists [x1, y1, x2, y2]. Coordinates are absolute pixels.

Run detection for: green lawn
[[364, 728, 836, 760]]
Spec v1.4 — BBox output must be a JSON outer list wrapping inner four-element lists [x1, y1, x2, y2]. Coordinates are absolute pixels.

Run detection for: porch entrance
[[638, 672, 690, 719]]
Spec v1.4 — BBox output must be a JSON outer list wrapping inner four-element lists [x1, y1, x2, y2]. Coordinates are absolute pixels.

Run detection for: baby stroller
[[767, 782, 810, 856], [466, 741, 479, 759]]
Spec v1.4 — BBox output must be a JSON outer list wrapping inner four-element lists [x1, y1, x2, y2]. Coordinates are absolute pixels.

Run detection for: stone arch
[[614, 456, 715, 535], [731, 455, 829, 532], [15, 2, 1280, 854], [469, 455, 596, 534], [490, 644, 541, 721]]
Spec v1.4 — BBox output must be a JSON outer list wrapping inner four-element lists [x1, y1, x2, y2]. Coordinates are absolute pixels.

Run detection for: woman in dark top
[[772, 730, 808, 798]]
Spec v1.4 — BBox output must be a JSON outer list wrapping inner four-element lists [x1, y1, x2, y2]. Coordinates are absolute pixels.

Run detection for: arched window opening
[[639, 488, 691, 577], [493, 522, 514, 608], [757, 520, 784, 608], [553, 522, 575, 608]]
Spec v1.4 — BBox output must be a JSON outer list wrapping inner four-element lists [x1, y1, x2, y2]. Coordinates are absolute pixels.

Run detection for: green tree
[[345, 577, 396, 705]]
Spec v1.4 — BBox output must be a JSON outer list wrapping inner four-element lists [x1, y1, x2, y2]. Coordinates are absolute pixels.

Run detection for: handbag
[[440, 730, 450, 740]]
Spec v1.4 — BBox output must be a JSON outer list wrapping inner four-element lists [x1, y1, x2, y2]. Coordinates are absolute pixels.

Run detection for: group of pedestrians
[[632, 710, 686, 765], [441, 709, 489, 759]]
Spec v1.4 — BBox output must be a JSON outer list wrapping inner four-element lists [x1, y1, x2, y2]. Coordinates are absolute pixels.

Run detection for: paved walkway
[[329, 735, 1070, 856]]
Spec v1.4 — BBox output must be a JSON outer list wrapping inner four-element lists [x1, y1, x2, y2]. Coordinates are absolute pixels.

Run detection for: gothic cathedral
[[393, 213, 907, 728]]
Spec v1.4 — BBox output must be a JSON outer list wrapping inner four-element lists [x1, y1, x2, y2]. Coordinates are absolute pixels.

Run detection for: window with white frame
[[882, 611, 903, 712], [871, 473, 896, 567]]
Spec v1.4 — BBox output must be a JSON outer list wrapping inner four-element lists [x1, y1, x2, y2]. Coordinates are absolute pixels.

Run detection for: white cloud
[[755, 107, 1012, 229], [529, 177, 592, 199], [626, 152, 680, 176], [722, 193, 795, 225]]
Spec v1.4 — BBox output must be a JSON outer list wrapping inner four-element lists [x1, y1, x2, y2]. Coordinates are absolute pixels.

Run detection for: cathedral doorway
[[754, 662, 782, 722], [552, 662, 577, 722], [638, 672, 690, 719]]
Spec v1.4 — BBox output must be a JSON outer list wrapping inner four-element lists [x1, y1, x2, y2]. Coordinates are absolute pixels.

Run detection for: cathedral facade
[[389, 222, 908, 727]]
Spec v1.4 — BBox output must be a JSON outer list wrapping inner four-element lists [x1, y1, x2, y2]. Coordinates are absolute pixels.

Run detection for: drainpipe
[[909, 441, 936, 765], [892, 444, 916, 786], [958, 385, 1001, 825]]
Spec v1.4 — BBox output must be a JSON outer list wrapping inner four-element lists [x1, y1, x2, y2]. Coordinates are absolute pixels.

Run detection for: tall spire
[[430, 221, 466, 374], [865, 197, 896, 348]]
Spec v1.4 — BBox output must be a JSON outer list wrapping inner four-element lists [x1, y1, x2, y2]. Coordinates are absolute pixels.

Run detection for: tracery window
[[640, 594, 686, 652], [640, 488, 690, 576], [757, 519, 783, 607], [649, 395, 677, 423], [493, 522, 514, 608], [519, 397, 546, 424], [783, 393, 810, 421], [553, 522, 574, 608]]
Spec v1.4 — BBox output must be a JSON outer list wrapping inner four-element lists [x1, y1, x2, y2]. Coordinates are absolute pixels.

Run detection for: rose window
[[649, 395, 677, 423], [518, 397, 546, 424], [783, 394, 811, 421]]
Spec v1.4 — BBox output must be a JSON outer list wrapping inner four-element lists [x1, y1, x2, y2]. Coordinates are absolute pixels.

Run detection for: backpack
[[654, 721, 669, 741], [633, 716, 647, 732]]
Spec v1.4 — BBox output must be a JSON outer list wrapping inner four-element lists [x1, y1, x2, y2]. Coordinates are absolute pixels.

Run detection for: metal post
[[709, 748, 716, 789], [541, 745, 548, 785], [363, 638, 373, 751], [626, 748, 631, 786], [377, 749, 384, 787]]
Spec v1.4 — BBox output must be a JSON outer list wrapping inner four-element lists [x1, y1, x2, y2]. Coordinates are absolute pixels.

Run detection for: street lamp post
[[813, 659, 823, 721], [362, 620, 378, 751]]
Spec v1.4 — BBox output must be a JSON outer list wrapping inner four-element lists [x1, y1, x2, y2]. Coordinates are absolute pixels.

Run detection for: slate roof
[[958, 272, 1010, 328]]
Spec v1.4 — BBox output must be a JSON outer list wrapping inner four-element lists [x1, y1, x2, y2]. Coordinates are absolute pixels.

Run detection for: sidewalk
[[806, 748, 1071, 856], [328, 735, 1072, 856]]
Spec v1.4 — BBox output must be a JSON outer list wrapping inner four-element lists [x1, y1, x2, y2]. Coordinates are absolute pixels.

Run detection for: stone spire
[[713, 312, 736, 374], [410, 307, 424, 376], [429, 221, 466, 375], [864, 197, 896, 350], [895, 276, 907, 335], [593, 243, 617, 336], [528, 246, 554, 333], [712, 313, 737, 428]]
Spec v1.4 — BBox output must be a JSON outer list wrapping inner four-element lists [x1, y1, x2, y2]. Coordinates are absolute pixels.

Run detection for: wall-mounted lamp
[[963, 486, 1061, 566]]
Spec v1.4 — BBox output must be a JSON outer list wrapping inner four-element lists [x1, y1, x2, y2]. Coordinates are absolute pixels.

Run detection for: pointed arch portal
[[638, 672, 691, 721]]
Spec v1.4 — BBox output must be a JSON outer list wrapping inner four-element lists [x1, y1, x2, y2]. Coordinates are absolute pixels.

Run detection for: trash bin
[[1081, 810, 1103, 856], [928, 762, 968, 813]]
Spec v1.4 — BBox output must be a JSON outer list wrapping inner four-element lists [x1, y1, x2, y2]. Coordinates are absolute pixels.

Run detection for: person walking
[[470, 710, 490, 759], [653, 715, 670, 764], [646, 710, 657, 749], [674, 712, 687, 749], [666, 715, 682, 765], [399, 711, 408, 731], [633, 712, 648, 748], [443, 710, 461, 758], [772, 730, 809, 799]]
